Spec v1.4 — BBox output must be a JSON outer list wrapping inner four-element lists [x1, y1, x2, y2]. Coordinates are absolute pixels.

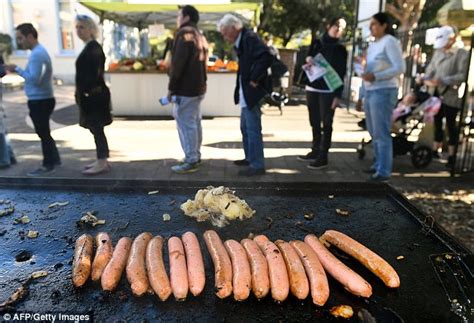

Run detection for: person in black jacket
[[218, 14, 273, 176], [75, 15, 112, 175], [298, 17, 348, 169]]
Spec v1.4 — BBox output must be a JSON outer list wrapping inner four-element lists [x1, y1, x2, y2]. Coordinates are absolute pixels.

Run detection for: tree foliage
[[258, 0, 356, 46]]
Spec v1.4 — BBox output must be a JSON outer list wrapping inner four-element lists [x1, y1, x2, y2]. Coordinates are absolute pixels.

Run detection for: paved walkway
[[0, 85, 467, 184]]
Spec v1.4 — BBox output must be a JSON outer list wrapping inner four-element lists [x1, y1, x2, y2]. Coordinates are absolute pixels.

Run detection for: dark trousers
[[434, 103, 459, 146], [306, 91, 336, 157], [89, 126, 109, 159], [27, 98, 60, 168]]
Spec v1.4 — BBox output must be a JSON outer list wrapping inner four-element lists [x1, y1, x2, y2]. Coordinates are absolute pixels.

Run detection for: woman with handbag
[[75, 15, 112, 175], [298, 17, 347, 169]]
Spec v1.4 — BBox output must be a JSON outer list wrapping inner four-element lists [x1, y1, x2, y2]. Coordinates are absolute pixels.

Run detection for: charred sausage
[[203, 230, 233, 299], [225, 239, 251, 301], [91, 232, 113, 281], [290, 240, 329, 305], [241, 238, 270, 299], [254, 235, 289, 302], [182, 232, 205, 296], [146, 235, 172, 301], [101, 237, 132, 291], [168, 236, 189, 300], [72, 234, 94, 287], [305, 234, 372, 298], [126, 232, 153, 296], [320, 230, 400, 288], [275, 240, 310, 300]]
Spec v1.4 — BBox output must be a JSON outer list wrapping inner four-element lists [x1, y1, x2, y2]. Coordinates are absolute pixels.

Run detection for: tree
[[258, 0, 355, 47], [386, 0, 426, 32]]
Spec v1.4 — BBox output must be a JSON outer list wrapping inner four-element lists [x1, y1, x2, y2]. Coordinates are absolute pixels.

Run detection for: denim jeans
[[364, 88, 398, 178], [173, 95, 204, 164], [27, 98, 61, 168], [240, 105, 264, 170]]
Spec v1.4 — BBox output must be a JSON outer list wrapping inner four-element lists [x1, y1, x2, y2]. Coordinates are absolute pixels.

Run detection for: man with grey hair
[[217, 14, 272, 176]]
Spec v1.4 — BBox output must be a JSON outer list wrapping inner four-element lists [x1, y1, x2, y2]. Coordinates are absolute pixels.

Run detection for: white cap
[[433, 26, 455, 49]]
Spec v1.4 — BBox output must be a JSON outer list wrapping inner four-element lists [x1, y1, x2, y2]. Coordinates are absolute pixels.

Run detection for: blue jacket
[[234, 28, 273, 109]]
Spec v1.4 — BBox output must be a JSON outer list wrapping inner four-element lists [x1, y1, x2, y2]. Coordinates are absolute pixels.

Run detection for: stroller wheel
[[411, 146, 432, 168]]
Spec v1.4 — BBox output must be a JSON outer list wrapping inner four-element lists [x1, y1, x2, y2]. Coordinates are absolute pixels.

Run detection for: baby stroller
[[357, 92, 441, 168]]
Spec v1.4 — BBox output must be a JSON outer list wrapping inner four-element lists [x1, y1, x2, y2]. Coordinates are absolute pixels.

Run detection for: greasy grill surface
[[0, 180, 469, 322]]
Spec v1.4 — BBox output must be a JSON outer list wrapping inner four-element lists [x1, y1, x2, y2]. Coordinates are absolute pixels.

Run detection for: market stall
[[80, 1, 260, 117]]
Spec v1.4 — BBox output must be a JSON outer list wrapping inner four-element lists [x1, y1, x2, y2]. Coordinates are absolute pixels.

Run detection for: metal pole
[[346, 0, 359, 108], [450, 32, 473, 177]]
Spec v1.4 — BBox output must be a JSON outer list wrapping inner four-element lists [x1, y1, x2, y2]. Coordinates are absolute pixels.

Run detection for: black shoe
[[432, 151, 440, 159], [237, 167, 265, 176], [297, 151, 319, 162], [307, 157, 328, 170], [234, 159, 250, 166], [367, 174, 389, 182]]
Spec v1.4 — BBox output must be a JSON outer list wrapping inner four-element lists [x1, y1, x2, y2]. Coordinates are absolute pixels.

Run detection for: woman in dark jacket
[[75, 15, 112, 175], [298, 17, 347, 169]]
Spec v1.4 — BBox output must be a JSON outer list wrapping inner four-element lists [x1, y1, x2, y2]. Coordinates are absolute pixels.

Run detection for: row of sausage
[[72, 229, 400, 305]]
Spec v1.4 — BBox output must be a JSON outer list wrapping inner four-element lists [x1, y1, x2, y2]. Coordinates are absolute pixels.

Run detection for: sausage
[[72, 234, 94, 287], [182, 232, 205, 296], [126, 232, 153, 296], [203, 230, 233, 299], [305, 234, 372, 298], [168, 236, 189, 300], [275, 240, 310, 300], [254, 235, 289, 302], [146, 236, 172, 301], [101, 237, 132, 291], [224, 239, 251, 301], [91, 232, 113, 281], [241, 238, 270, 299], [320, 230, 400, 288], [289, 240, 329, 305]]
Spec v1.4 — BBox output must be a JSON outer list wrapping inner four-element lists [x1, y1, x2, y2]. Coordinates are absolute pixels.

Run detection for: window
[[9, 0, 31, 54], [57, 0, 74, 51]]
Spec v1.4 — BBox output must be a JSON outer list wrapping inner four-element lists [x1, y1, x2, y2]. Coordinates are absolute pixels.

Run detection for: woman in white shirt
[[360, 12, 405, 182]]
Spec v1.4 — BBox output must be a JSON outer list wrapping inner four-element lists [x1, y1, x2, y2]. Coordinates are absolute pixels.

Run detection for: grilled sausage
[[241, 238, 270, 299], [182, 232, 205, 296], [254, 235, 289, 302], [320, 230, 400, 288], [146, 236, 172, 301], [72, 234, 94, 287], [225, 239, 251, 301], [127, 232, 153, 296], [101, 237, 132, 291], [290, 240, 329, 305], [203, 230, 233, 299], [275, 240, 310, 300], [91, 232, 113, 281], [168, 236, 189, 300], [305, 234, 372, 298]]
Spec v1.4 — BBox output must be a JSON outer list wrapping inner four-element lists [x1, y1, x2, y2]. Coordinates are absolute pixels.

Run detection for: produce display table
[[107, 71, 239, 117]]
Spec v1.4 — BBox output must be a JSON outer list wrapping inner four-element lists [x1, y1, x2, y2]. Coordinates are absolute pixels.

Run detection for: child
[[0, 56, 16, 169]]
